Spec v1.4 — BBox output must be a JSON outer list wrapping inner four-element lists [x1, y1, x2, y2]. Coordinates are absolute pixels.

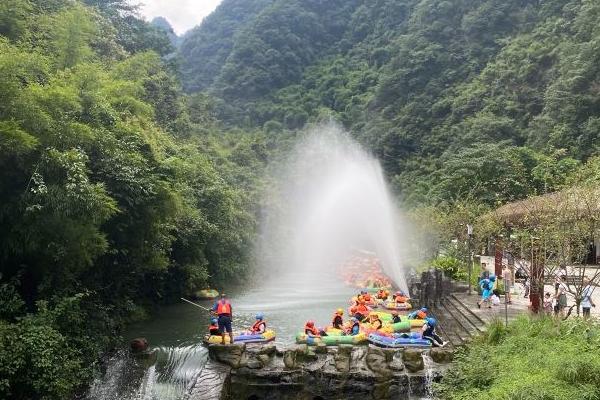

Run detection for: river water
[[87, 275, 357, 400]]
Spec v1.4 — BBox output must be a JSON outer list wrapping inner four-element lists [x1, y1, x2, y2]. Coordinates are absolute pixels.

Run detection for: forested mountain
[[179, 0, 600, 206]]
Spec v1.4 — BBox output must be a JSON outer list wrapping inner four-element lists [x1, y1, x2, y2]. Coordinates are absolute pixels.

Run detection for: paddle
[[181, 297, 212, 312]]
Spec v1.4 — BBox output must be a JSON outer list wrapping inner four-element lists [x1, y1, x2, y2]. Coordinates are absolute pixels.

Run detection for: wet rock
[[366, 346, 392, 377], [403, 348, 424, 373], [283, 348, 298, 369], [430, 347, 454, 364], [130, 338, 148, 353], [208, 343, 246, 368], [373, 380, 392, 400], [315, 342, 328, 354], [257, 344, 276, 357], [256, 354, 270, 367], [334, 345, 352, 373], [246, 359, 263, 369], [389, 357, 404, 372]]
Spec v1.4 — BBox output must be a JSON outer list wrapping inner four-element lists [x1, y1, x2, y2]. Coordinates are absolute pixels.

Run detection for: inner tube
[[203, 330, 276, 345]]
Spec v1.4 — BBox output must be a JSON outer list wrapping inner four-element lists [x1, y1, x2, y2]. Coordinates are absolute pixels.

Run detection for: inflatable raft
[[295, 332, 367, 346], [203, 330, 276, 345], [368, 332, 431, 348], [194, 288, 219, 300]]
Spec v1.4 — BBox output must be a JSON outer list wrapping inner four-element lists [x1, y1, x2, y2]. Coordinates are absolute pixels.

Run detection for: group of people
[[208, 293, 268, 345], [208, 290, 446, 348]]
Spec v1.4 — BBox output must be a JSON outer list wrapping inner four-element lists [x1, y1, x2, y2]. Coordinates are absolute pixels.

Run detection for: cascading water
[[258, 123, 409, 293]]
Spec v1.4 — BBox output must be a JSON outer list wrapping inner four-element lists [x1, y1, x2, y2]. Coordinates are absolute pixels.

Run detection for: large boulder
[[430, 347, 454, 364], [402, 349, 424, 373], [130, 338, 148, 353], [283, 345, 306, 369], [208, 343, 246, 368]]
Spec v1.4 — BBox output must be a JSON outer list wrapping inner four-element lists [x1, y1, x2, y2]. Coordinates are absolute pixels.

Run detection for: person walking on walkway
[[581, 277, 596, 318], [502, 265, 513, 304], [555, 276, 569, 318], [213, 293, 234, 344]]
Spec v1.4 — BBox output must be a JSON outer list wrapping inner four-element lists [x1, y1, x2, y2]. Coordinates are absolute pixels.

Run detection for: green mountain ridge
[[179, 0, 600, 205]]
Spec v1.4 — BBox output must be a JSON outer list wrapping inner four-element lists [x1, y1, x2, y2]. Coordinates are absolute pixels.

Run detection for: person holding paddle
[[212, 293, 234, 344]]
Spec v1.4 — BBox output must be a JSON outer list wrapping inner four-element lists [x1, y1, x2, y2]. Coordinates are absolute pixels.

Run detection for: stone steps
[[430, 294, 488, 347]]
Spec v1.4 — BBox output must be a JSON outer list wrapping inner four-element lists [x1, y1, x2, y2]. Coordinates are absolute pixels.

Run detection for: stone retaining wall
[[188, 343, 453, 400]]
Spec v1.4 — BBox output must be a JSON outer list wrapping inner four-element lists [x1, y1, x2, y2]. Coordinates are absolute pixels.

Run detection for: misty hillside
[[178, 0, 600, 205]]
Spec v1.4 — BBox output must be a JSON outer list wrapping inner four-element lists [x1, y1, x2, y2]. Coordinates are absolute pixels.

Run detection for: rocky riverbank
[[187, 343, 453, 400]]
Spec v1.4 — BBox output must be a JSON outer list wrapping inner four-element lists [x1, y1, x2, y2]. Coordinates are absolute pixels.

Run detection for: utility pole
[[467, 224, 473, 295]]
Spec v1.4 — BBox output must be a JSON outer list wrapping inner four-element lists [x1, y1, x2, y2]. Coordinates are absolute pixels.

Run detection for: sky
[[137, 0, 223, 35]]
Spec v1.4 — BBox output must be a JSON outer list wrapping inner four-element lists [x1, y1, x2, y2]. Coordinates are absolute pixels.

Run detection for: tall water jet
[[258, 123, 409, 293]]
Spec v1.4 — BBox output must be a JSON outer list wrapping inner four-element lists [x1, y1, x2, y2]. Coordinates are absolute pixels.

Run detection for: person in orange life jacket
[[407, 307, 428, 320], [391, 310, 401, 324], [208, 317, 219, 335], [362, 289, 373, 302], [354, 300, 369, 321], [304, 320, 320, 337], [212, 293, 234, 344], [347, 317, 361, 336], [394, 291, 409, 304], [376, 288, 389, 300], [250, 313, 266, 334], [332, 309, 344, 330], [368, 312, 382, 330]]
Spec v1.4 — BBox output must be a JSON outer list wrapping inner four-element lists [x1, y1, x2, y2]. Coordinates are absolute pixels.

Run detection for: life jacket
[[304, 324, 319, 336], [216, 300, 232, 315], [349, 305, 358, 314], [416, 311, 427, 319], [209, 323, 218, 331], [356, 304, 368, 315], [251, 320, 266, 333], [363, 293, 372, 302], [332, 315, 343, 328]]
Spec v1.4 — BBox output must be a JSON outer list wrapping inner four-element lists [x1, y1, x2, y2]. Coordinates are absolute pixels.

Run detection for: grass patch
[[435, 316, 600, 400]]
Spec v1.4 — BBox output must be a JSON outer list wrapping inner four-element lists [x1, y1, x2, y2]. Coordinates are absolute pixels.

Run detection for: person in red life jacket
[[304, 320, 320, 337], [354, 300, 369, 321], [250, 313, 266, 334], [209, 317, 219, 335], [212, 293, 234, 344], [376, 288, 389, 300], [362, 290, 373, 302], [332, 308, 344, 330]]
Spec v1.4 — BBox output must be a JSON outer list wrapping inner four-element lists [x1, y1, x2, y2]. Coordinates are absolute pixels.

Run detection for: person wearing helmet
[[363, 290, 373, 302], [212, 293, 234, 344], [250, 313, 267, 334], [391, 310, 401, 324], [422, 317, 446, 347], [394, 291, 409, 305], [478, 274, 496, 309], [332, 309, 344, 330], [304, 320, 320, 337], [376, 288, 389, 300], [208, 317, 219, 335], [347, 317, 361, 336], [368, 312, 382, 330]]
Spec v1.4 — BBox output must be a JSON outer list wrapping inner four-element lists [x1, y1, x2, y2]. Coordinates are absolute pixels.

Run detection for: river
[[86, 275, 357, 400]]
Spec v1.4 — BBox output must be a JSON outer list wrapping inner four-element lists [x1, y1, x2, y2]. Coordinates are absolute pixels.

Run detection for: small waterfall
[[86, 344, 208, 400], [422, 354, 435, 399]]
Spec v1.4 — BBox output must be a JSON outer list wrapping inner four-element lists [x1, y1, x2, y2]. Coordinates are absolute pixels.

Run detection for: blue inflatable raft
[[367, 332, 431, 348]]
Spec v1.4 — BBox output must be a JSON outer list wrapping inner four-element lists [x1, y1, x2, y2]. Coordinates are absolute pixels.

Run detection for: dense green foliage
[[0, 1, 265, 398], [436, 316, 600, 400], [179, 0, 600, 206]]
